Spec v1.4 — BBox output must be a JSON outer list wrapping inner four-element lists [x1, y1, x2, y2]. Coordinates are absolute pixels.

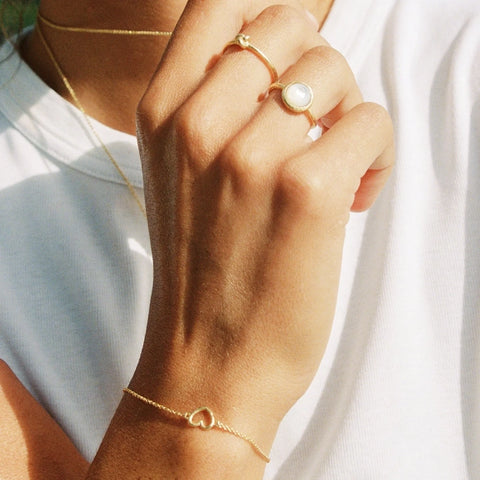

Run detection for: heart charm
[[188, 407, 216, 431]]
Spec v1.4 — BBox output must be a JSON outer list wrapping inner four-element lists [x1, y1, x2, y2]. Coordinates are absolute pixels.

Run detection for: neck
[[22, 0, 334, 135], [22, 1, 184, 135]]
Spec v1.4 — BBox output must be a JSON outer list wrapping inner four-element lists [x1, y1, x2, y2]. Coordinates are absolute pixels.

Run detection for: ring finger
[[223, 45, 363, 168]]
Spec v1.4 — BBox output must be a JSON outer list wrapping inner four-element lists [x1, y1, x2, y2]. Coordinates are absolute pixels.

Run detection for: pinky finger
[[350, 141, 395, 212], [297, 102, 395, 212]]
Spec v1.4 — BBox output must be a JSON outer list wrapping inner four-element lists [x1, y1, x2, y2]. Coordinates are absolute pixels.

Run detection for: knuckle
[[307, 45, 344, 65], [136, 83, 171, 133], [357, 102, 394, 134], [260, 4, 307, 30], [277, 163, 351, 227], [136, 96, 159, 136], [217, 141, 269, 190], [304, 45, 349, 75], [174, 100, 216, 169], [276, 163, 329, 215]]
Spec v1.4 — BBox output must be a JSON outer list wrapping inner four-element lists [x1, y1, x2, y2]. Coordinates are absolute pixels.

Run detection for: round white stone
[[282, 82, 313, 111]]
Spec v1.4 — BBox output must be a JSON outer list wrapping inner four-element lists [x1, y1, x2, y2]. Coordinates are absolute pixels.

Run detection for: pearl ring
[[268, 81, 317, 128]]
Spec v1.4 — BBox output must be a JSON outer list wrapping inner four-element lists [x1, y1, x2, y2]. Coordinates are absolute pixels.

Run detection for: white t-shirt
[[1, 0, 479, 478]]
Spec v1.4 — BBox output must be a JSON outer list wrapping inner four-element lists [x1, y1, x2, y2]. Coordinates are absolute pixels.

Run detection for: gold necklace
[[35, 17, 173, 217], [37, 12, 173, 37]]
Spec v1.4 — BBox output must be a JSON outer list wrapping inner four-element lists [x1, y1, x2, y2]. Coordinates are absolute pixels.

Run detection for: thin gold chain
[[123, 387, 271, 463], [35, 21, 158, 217], [37, 12, 173, 37]]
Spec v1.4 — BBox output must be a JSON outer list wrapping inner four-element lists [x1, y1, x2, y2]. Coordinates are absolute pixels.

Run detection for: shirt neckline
[[0, 35, 142, 188]]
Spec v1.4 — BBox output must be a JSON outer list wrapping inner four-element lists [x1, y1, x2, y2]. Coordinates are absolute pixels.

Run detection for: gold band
[[224, 33, 279, 83], [123, 387, 271, 463], [269, 81, 317, 128]]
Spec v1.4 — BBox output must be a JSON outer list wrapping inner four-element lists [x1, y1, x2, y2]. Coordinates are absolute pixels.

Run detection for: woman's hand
[[136, 0, 393, 421], [90, 1, 394, 478]]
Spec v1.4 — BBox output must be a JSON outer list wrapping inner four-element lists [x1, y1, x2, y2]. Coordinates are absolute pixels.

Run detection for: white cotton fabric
[[0, 0, 479, 478]]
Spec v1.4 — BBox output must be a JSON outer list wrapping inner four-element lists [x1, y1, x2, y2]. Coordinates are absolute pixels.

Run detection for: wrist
[[88, 383, 272, 480], [129, 352, 280, 461]]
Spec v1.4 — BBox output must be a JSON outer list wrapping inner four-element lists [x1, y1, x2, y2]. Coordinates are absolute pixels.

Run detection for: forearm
[[0, 360, 89, 480]]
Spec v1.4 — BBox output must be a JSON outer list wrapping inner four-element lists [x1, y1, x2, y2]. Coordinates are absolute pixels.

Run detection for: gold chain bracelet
[[123, 387, 271, 463]]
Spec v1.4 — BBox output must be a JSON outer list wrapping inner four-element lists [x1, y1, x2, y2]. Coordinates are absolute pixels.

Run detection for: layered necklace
[[35, 13, 173, 217]]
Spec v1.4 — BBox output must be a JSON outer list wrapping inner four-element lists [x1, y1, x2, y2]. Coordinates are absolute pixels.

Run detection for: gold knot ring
[[224, 33, 279, 83], [268, 81, 317, 128]]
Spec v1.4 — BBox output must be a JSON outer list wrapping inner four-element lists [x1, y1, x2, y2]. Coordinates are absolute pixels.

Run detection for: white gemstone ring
[[268, 81, 316, 128]]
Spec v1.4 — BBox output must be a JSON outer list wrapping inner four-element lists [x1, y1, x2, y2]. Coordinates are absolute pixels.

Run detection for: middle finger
[[175, 4, 324, 163]]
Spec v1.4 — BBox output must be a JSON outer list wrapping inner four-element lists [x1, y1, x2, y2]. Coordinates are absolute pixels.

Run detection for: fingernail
[[305, 9, 320, 31]]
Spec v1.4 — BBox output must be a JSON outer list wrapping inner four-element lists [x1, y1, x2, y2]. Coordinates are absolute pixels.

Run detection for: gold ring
[[224, 33, 279, 83], [268, 81, 317, 128]]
